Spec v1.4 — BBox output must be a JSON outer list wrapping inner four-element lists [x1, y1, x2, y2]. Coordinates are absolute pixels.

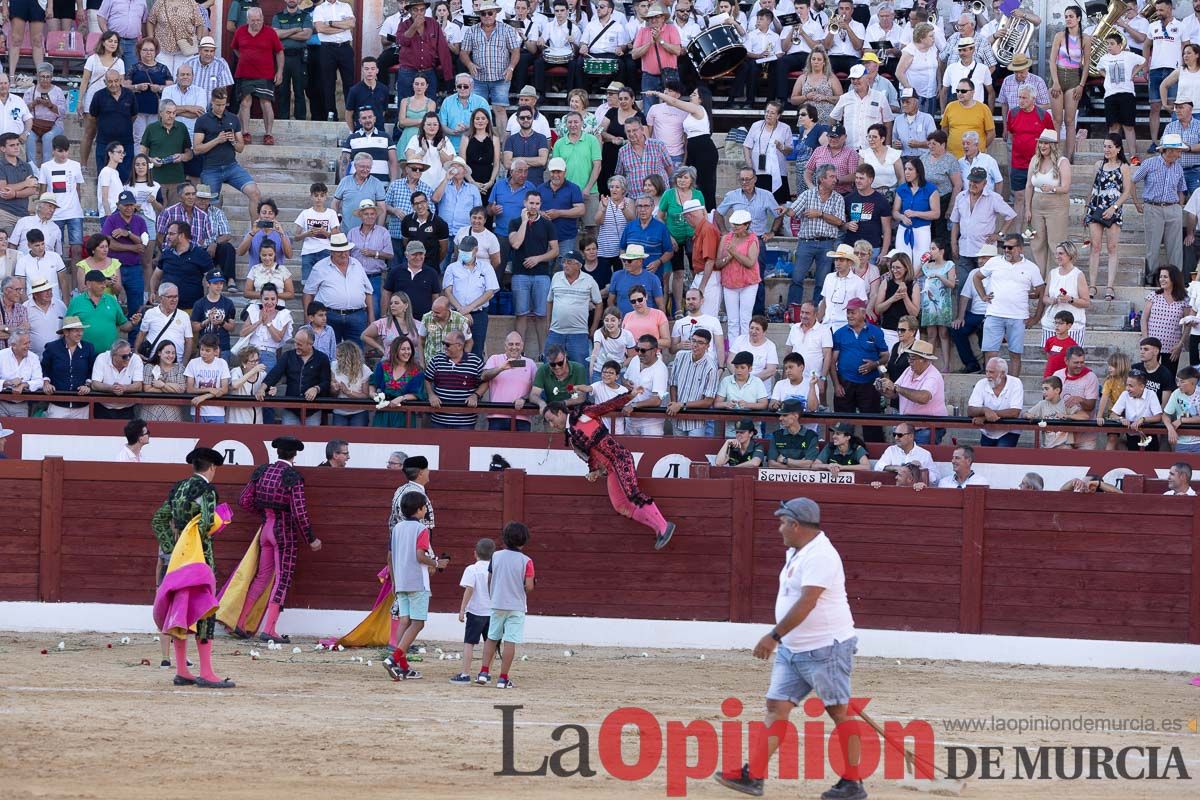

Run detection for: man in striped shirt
[[615, 118, 674, 199], [183, 38, 235, 96], [340, 107, 397, 184], [424, 330, 486, 428], [666, 327, 719, 436]]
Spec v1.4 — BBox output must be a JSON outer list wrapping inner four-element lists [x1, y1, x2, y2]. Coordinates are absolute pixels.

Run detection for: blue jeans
[[201, 161, 256, 198], [327, 308, 368, 343], [119, 38, 138, 71], [27, 123, 62, 165], [914, 428, 946, 446], [487, 417, 532, 431], [395, 67, 438, 104], [280, 409, 322, 426], [469, 309, 489, 357], [301, 251, 325, 281], [546, 331, 590, 365], [368, 272, 382, 318], [1185, 166, 1200, 197], [789, 238, 835, 307], [981, 431, 1020, 447], [120, 264, 144, 317], [640, 72, 664, 111], [331, 411, 369, 426], [951, 309, 986, 372]]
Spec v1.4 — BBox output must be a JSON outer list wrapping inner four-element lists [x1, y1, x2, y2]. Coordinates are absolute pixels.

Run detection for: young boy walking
[[477, 522, 535, 690], [451, 537, 495, 684], [383, 492, 448, 681]]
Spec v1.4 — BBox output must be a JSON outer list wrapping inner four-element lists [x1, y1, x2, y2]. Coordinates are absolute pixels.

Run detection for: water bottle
[[774, 253, 785, 279], [67, 30, 76, 51], [67, 84, 79, 114]]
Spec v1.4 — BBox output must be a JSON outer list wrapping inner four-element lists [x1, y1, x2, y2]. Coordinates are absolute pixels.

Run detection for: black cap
[[830, 422, 855, 435], [117, 190, 137, 206], [84, 269, 107, 283], [403, 455, 429, 470], [731, 350, 755, 366], [560, 250, 583, 264], [205, 269, 226, 284], [734, 419, 757, 433], [777, 399, 805, 415], [185, 446, 225, 467], [828, 123, 847, 137], [967, 167, 988, 182], [271, 435, 305, 452], [489, 453, 511, 471]]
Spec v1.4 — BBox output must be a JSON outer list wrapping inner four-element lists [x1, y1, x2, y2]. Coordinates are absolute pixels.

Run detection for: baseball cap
[[774, 497, 820, 526], [734, 418, 757, 433], [846, 297, 868, 310], [560, 250, 583, 264], [900, 87, 916, 99], [968, 167, 988, 182], [828, 123, 847, 138], [205, 269, 226, 283], [405, 240, 426, 255], [117, 190, 137, 206], [848, 64, 866, 79], [84, 269, 107, 283], [777, 399, 805, 416], [548, 157, 567, 172]]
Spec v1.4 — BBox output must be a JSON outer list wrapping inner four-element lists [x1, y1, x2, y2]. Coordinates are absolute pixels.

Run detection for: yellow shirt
[[76, 257, 123, 297], [940, 101, 994, 160]]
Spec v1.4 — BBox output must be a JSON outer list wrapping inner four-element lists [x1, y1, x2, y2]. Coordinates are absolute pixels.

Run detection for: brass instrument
[[828, 19, 841, 34], [1139, 0, 1159, 22], [928, 10, 937, 25], [1088, 0, 1129, 75], [968, 0, 986, 14], [993, 6, 1036, 66]]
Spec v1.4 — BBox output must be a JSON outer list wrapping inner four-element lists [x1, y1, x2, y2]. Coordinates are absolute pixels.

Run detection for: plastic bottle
[[774, 253, 785, 278], [67, 84, 79, 115]]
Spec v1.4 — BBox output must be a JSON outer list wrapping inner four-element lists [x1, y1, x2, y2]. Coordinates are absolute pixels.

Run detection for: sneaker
[[382, 656, 405, 681], [476, 671, 491, 685], [160, 659, 171, 668], [654, 522, 676, 551], [713, 764, 764, 796], [496, 677, 515, 689], [449, 672, 473, 684], [402, 668, 423, 680], [1148, 143, 1158, 154], [820, 777, 868, 800]]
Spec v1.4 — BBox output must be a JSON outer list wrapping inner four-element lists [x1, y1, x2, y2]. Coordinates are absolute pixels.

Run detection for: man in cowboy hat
[[629, 3, 681, 112], [881, 337, 948, 443], [1134, 132, 1188, 276], [393, 0, 455, 103], [40, 315, 96, 419], [304, 231, 375, 343], [609, 243, 665, 315], [997, 52, 1050, 134], [384, 157, 434, 265], [348, 198, 393, 317], [459, 1, 521, 134], [22, 275, 65, 356], [12, 192, 63, 261], [817, 243, 868, 331], [436, 156, 483, 253]]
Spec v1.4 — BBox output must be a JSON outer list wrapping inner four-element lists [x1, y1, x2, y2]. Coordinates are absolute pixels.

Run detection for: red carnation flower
[[566, 384, 575, 392]]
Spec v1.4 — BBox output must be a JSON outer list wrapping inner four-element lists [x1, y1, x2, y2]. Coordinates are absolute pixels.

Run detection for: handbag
[[177, 38, 198, 56], [653, 41, 680, 86], [138, 308, 178, 359], [31, 118, 54, 136]]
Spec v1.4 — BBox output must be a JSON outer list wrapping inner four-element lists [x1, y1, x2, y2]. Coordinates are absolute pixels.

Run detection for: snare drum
[[544, 46, 574, 64], [584, 56, 619, 75], [686, 24, 746, 79]]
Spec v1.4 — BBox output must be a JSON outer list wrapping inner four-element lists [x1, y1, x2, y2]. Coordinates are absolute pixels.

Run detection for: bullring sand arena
[[2, 631, 1196, 799]]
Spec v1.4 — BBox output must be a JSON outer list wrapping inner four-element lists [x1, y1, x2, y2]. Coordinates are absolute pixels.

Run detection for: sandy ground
[[1, 631, 1197, 800]]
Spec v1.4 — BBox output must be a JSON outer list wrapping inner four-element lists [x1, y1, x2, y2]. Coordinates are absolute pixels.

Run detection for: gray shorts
[[766, 636, 857, 707]]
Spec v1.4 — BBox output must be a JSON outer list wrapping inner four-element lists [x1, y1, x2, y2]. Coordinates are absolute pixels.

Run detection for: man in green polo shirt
[[66, 269, 140, 352], [141, 101, 192, 203], [530, 343, 588, 411], [551, 111, 601, 217], [766, 399, 820, 469]]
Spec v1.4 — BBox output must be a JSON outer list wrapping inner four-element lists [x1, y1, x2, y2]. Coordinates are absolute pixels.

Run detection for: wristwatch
[[770, 629, 782, 642]]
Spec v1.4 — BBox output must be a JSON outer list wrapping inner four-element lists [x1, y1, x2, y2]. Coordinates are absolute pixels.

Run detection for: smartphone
[[256, 219, 273, 229], [508, 358, 526, 367], [436, 552, 451, 573]]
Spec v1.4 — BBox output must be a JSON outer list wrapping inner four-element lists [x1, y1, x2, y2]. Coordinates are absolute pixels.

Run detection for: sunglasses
[[1002, 244, 1019, 250], [518, 114, 532, 120], [894, 430, 913, 437], [550, 360, 566, 367], [635, 347, 655, 353], [956, 88, 971, 94], [456, 84, 471, 88], [116, 353, 132, 360], [480, 9, 496, 14], [630, 296, 646, 303]]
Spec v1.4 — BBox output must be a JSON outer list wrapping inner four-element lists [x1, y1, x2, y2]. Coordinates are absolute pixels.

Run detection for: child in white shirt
[[451, 537, 496, 684]]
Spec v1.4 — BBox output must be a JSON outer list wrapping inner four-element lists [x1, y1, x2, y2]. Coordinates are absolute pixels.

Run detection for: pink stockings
[[605, 471, 669, 535], [239, 521, 282, 634], [175, 637, 220, 682]]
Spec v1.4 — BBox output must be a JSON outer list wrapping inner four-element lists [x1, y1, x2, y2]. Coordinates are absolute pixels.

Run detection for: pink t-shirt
[[634, 24, 681, 72], [483, 354, 536, 419], [646, 104, 688, 156], [622, 308, 668, 342], [896, 364, 947, 416]]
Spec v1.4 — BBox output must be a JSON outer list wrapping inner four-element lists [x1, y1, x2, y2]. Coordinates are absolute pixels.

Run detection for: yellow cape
[[215, 528, 273, 633]]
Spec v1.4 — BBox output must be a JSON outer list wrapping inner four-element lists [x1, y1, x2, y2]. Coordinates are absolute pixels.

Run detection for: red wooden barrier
[[4, 459, 1198, 645]]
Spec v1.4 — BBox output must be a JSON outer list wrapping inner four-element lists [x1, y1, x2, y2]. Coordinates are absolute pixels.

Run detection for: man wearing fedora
[[1132, 133, 1188, 278], [608, 243, 664, 314], [40, 315, 97, 420], [817, 243, 868, 332], [192, 185, 238, 288], [384, 158, 435, 266], [949, 170, 1015, 277], [460, 1, 522, 134], [12, 192, 63, 259], [394, 0, 455, 104], [629, 4, 681, 112], [304, 231, 375, 344], [23, 275, 65, 356], [348, 198, 393, 318], [880, 337, 948, 445]]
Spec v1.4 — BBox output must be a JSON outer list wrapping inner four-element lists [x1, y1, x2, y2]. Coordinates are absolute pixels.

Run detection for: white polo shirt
[[937, 470, 989, 488], [306, 256, 373, 311], [91, 351, 144, 410], [139, 305, 193, 358], [15, 251, 67, 306], [785, 321, 833, 378], [775, 532, 856, 652], [967, 374, 1026, 440], [442, 259, 500, 308], [313, 0, 355, 43], [829, 88, 894, 151], [23, 296, 66, 355]]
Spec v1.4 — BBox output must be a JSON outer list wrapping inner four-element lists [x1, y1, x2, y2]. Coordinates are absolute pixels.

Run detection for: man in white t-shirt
[[621, 333, 669, 436], [38, 143, 86, 263], [785, 301, 832, 382], [670, 287, 724, 367], [936, 445, 989, 488], [134, 282, 194, 362], [967, 356, 1025, 446], [1146, 0, 1184, 147], [874, 421, 938, 482], [973, 232, 1043, 376], [15, 236, 68, 306], [716, 496, 862, 800], [817, 244, 868, 331]]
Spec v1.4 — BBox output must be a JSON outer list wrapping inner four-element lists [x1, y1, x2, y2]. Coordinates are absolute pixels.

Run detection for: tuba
[[1139, 0, 1159, 22], [1089, 0, 1130, 75], [968, 0, 986, 14], [993, 8, 1036, 66]]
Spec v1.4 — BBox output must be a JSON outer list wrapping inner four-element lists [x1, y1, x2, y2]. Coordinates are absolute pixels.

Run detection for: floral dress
[[800, 74, 837, 122], [370, 361, 426, 428], [1146, 292, 1190, 354], [1087, 163, 1124, 227], [920, 260, 955, 326], [140, 362, 186, 422]]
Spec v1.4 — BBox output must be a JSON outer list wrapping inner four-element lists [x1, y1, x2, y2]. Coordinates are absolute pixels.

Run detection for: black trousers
[[278, 50, 307, 120], [95, 405, 135, 420], [321, 42, 355, 120], [777, 51, 808, 102], [515, 49, 537, 92], [210, 241, 238, 282], [306, 44, 326, 120], [834, 379, 885, 442]]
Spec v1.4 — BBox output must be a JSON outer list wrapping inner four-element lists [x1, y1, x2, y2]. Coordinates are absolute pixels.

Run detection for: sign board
[[757, 468, 855, 484]]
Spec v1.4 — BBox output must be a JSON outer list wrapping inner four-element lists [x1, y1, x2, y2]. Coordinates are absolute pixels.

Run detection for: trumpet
[[968, 0, 986, 14], [828, 19, 841, 33]]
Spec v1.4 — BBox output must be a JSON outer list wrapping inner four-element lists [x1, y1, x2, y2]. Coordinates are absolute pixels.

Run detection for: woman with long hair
[[744, 100, 793, 203], [79, 33, 123, 156], [599, 87, 645, 192], [1086, 133, 1133, 302], [1160, 42, 1200, 117], [594, 175, 635, 275], [243, 240, 296, 303], [792, 103, 830, 197], [371, 336, 426, 428], [874, 251, 919, 349], [331, 341, 372, 427], [1097, 350, 1132, 450], [141, 340, 187, 422], [658, 165, 703, 316], [95, 143, 126, 218], [405, 111, 455, 189], [788, 47, 842, 123], [226, 346, 267, 426], [362, 291, 426, 364], [238, 282, 292, 373], [433, 0, 464, 56], [895, 23, 940, 116], [716, 209, 761, 339], [1025, 129, 1072, 275], [396, 74, 437, 154], [460, 108, 500, 195], [918, 239, 954, 365], [1039, 240, 1091, 346], [1142, 265, 1191, 372], [892, 157, 939, 264], [126, 153, 163, 243], [1048, 4, 1090, 162]]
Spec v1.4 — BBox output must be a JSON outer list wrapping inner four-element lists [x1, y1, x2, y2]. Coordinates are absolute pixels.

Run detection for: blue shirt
[[333, 174, 386, 222], [158, 242, 215, 309], [503, 130, 549, 184], [488, 179, 535, 237], [437, 179, 482, 235], [716, 186, 778, 236], [618, 217, 673, 269], [536, 179, 584, 241], [438, 94, 491, 150], [129, 61, 173, 115], [89, 88, 136, 143], [41, 339, 96, 402], [832, 322, 889, 384], [608, 267, 664, 315], [345, 80, 390, 129]]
